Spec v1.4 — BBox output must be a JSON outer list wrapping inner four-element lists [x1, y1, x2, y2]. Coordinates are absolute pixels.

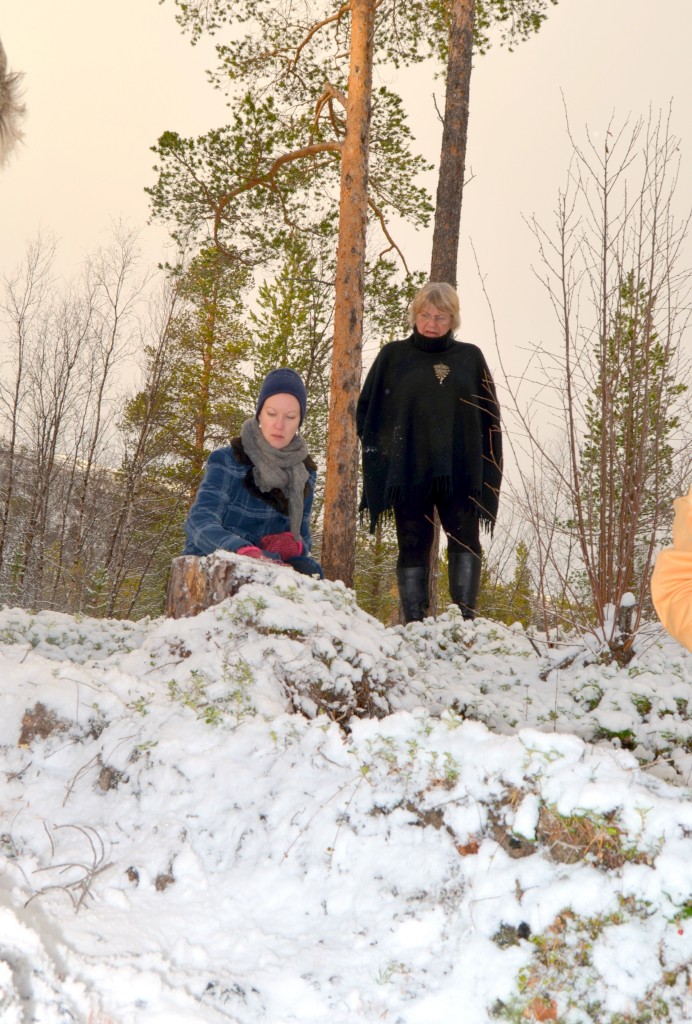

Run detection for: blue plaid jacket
[[183, 439, 317, 557]]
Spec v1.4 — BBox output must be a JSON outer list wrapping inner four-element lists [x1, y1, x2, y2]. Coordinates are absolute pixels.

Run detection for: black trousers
[[393, 490, 481, 568]]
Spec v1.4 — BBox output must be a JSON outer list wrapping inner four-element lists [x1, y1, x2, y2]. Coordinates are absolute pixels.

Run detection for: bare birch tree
[[0, 236, 54, 578], [504, 107, 692, 655], [62, 228, 147, 609], [0, 232, 152, 613]]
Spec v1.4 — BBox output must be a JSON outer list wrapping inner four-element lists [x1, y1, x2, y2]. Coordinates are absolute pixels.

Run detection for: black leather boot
[[396, 565, 430, 624], [448, 550, 481, 620]]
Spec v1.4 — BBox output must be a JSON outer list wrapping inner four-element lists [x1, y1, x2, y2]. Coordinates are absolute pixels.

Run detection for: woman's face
[[258, 392, 302, 449], [415, 303, 452, 338]]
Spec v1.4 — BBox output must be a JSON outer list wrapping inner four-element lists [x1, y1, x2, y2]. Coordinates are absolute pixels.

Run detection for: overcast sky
[[2, 0, 692, 395]]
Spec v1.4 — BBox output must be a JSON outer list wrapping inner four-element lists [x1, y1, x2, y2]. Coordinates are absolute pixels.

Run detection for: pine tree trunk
[[321, 0, 376, 588], [429, 0, 476, 286]]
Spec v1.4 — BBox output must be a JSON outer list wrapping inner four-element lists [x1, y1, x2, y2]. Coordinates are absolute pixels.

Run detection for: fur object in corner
[[0, 38, 26, 166]]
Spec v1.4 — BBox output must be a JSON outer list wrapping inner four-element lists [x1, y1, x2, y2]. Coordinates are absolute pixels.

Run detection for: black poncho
[[356, 330, 503, 533]]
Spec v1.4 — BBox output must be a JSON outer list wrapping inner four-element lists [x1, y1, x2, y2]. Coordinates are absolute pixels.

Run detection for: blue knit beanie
[[255, 368, 307, 426]]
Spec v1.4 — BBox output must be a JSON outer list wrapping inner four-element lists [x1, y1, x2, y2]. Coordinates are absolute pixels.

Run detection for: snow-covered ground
[[1, 554, 692, 1023]]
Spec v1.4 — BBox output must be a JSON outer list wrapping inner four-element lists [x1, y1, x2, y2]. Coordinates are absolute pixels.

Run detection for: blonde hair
[[408, 282, 461, 334]]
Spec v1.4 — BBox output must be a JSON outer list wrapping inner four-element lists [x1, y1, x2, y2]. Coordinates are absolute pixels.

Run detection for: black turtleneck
[[410, 327, 455, 353], [356, 331, 502, 533]]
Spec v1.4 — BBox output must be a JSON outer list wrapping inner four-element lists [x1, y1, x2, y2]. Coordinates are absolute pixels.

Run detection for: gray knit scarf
[[240, 417, 309, 541]]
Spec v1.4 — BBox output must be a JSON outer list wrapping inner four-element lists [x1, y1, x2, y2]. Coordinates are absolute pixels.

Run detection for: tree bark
[[429, 0, 476, 287], [166, 553, 257, 618], [320, 0, 376, 588]]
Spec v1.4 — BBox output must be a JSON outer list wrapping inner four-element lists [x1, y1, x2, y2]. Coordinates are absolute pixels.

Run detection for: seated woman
[[650, 483, 692, 652], [183, 368, 323, 578]]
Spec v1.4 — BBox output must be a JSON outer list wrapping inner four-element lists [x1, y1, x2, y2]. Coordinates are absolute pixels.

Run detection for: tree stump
[[165, 553, 256, 619]]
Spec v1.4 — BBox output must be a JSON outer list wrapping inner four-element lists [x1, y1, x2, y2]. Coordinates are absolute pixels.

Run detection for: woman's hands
[[259, 532, 303, 560], [236, 545, 282, 563], [236, 533, 303, 564]]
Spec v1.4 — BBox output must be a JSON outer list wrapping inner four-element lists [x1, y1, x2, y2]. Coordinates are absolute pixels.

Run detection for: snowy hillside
[[1, 555, 692, 1023]]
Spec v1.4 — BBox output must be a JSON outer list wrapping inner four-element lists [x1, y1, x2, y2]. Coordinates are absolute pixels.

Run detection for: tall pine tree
[[124, 248, 252, 500]]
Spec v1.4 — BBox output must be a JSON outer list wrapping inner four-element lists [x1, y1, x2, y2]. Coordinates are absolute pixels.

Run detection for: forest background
[[1, 0, 692, 656]]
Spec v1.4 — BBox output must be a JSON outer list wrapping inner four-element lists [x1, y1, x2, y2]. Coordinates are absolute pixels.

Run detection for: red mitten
[[259, 532, 303, 560], [237, 545, 281, 563]]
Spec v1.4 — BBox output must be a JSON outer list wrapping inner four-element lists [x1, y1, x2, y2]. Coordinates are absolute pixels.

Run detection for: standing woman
[[183, 368, 323, 578], [357, 282, 502, 622]]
